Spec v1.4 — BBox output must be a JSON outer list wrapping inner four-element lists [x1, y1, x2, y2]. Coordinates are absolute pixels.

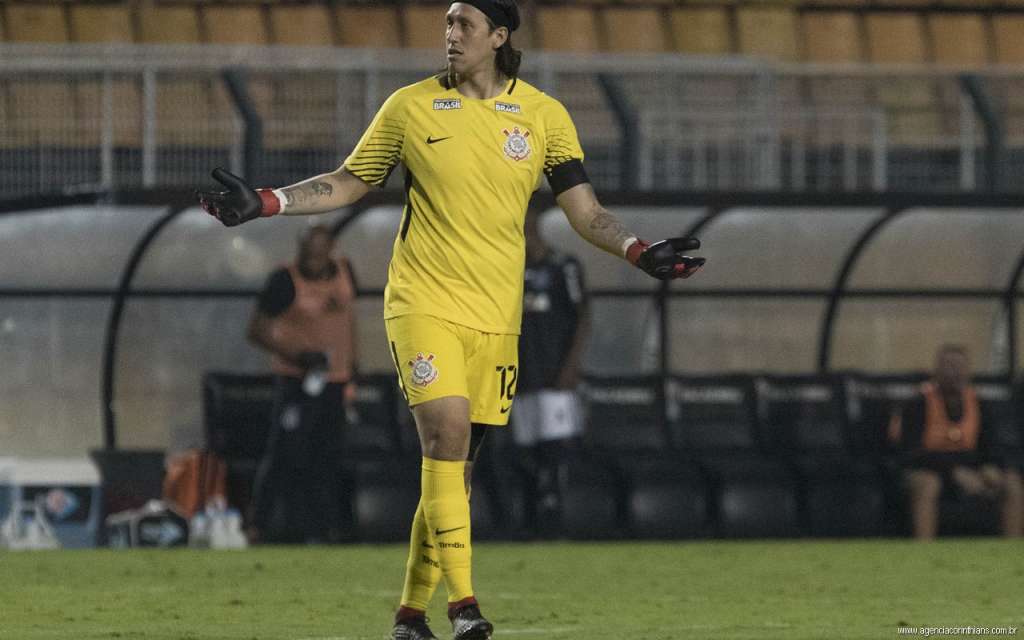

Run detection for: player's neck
[[454, 67, 508, 100]]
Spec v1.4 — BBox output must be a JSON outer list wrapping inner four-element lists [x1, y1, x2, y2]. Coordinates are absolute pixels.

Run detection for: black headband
[[454, 0, 520, 32]]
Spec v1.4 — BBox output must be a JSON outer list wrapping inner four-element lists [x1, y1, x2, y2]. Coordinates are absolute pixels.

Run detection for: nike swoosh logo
[[500, 405, 512, 414], [426, 136, 452, 145], [434, 526, 466, 536], [422, 542, 434, 549]]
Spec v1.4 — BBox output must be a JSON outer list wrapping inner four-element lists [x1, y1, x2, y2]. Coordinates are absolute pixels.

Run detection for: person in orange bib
[[889, 344, 1023, 540], [247, 225, 358, 544]]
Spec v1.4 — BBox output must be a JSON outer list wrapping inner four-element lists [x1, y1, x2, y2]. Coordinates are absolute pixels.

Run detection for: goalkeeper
[[197, 0, 703, 637]]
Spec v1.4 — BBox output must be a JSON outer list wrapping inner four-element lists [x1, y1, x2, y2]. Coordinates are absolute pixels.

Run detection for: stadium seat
[[718, 480, 800, 538], [668, 375, 760, 453], [844, 374, 926, 456], [202, 4, 269, 45], [928, 14, 990, 66], [976, 378, 1024, 469], [992, 15, 1024, 142], [736, 7, 799, 63], [69, 4, 134, 43], [800, 12, 870, 111], [69, 4, 141, 148], [668, 375, 801, 538], [137, 4, 222, 149], [993, 14, 1024, 64], [202, 372, 276, 462], [402, 4, 445, 49], [536, 6, 600, 52], [601, 7, 669, 53], [757, 375, 851, 455], [668, 7, 731, 56], [580, 375, 707, 538], [4, 3, 67, 43], [801, 11, 864, 64], [626, 459, 709, 539], [757, 375, 885, 537], [581, 375, 667, 453], [4, 4, 74, 147], [865, 12, 944, 143], [138, 5, 202, 44], [335, 6, 402, 48], [559, 450, 623, 540], [270, 4, 335, 46], [351, 459, 420, 543], [343, 374, 404, 459]]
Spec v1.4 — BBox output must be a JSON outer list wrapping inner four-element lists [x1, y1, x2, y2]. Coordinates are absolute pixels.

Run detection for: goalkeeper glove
[[626, 237, 705, 280], [196, 168, 283, 227]]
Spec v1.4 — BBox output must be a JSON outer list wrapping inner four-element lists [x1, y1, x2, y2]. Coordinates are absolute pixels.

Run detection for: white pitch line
[[500, 627, 580, 635]]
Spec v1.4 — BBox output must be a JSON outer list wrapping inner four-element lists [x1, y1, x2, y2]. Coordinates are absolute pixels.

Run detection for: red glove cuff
[[625, 238, 649, 266], [256, 189, 281, 217]]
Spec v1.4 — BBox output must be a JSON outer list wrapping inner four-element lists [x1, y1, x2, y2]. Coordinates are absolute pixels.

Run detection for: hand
[[296, 351, 329, 371], [627, 237, 705, 280], [196, 168, 280, 227]]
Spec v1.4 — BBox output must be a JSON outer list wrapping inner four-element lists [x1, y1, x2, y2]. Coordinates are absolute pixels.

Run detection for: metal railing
[[0, 43, 1017, 197]]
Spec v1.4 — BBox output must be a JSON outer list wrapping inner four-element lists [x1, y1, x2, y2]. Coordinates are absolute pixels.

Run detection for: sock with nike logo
[[399, 499, 441, 612], [421, 456, 474, 604]]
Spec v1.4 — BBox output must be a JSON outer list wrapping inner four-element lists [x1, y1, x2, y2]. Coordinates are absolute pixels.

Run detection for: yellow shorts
[[385, 314, 519, 426]]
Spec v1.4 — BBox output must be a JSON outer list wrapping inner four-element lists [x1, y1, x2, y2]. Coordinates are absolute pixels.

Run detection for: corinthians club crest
[[501, 126, 531, 161], [409, 352, 439, 387]]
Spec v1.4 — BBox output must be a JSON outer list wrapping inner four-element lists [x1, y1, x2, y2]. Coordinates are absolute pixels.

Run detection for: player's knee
[[413, 397, 472, 460]]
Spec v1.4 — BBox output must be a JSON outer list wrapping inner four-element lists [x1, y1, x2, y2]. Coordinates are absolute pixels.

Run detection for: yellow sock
[[421, 457, 474, 603], [399, 500, 442, 611]]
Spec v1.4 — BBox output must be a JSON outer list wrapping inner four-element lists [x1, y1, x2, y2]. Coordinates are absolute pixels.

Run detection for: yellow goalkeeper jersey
[[343, 75, 585, 335]]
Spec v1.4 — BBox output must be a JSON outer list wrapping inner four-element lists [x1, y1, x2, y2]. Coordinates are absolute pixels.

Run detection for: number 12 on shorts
[[496, 364, 517, 413]]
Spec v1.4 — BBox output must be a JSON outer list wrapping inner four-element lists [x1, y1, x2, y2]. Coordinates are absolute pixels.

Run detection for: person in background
[[247, 225, 358, 544], [889, 344, 1023, 540], [512, 206, 589, 536]]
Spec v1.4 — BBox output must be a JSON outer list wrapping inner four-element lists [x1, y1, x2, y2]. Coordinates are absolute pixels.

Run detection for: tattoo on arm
[[281, 180, 335, 209], [587, 207, 634, 255]]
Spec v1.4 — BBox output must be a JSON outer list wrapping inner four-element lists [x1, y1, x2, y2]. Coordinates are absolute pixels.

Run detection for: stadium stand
[[536, 5, 600, 52], [402, 3, 444, 49], [601, 6, 669, 53], [269, 3, 334, 46], [668, 376, 801, 538], [69, 4, 142, 148], [757, 375, 886, 537], [864, 12, 945, 143], [668, 7, 732, 56], [736, 6, 800, 63], [335, 6, 402, 48]]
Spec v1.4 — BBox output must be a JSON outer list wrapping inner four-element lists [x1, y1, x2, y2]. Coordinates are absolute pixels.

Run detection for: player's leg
[[906, 468, 942, 540], [438, 330, 519, 639], [386, 316, 473, 638], [533, 390, 583, 536], [999, 467, 1023, 537]]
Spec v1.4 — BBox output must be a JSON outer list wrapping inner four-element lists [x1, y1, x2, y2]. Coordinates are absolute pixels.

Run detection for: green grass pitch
[[1, 540, 1022, 639]]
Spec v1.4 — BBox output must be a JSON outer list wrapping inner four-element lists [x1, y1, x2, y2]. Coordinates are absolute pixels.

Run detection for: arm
[[199, 89, 404, 224], [555, 182, 635, 260], [274, 168, 371, 216], [555, 182, 704, 279]]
